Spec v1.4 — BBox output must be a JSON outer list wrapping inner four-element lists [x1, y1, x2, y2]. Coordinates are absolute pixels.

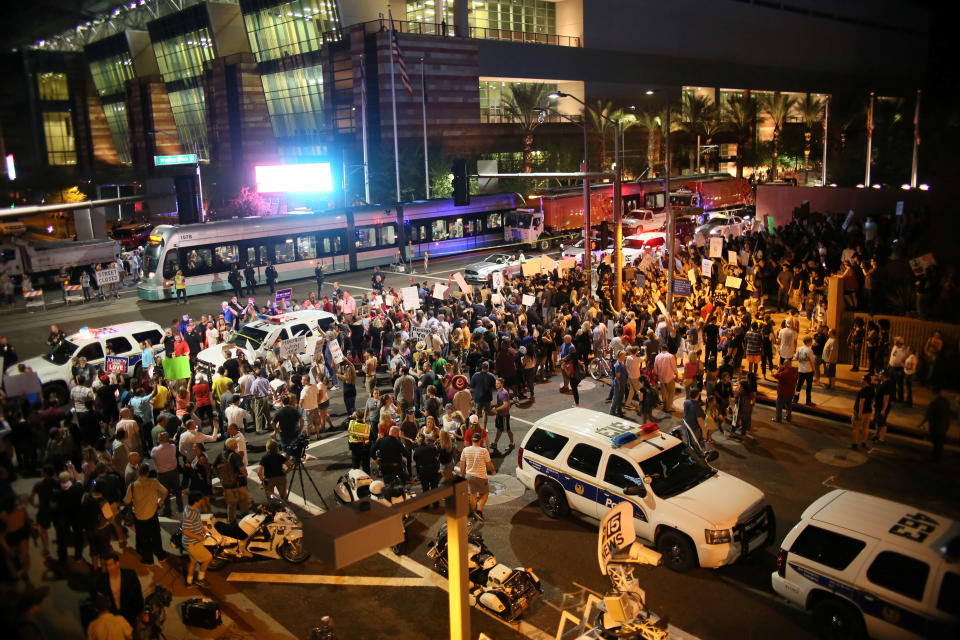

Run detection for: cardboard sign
[[521, 294, 535, 307], [400, 286, 420, 311], [725, 275, 743, 289], [598, 501, 635, 576], [557, 258, 576, 274], [728, 250, 738, 265], [385, 294, 396, 307], [687, 268, 698, 285], [95, 268, 120, 286], [433, 283, 448, 300], [695, 232, 706, 247], [105, 355, 128, 374], [348, 420, 371, 443], [709, 237, 723, 258], [656, 300, 668, 317], [521, 259, 541, 277], [490, 292, 503, 305], [2, 372, 42, 398], [275, 288, 293, 302], [280, 336, 306, 358], [490, 271, 504, 290], [373, 294, 383, 307], [411, 326, 429, 343], [701, 259, 713, 277], [161, 355, 191, 380], [452, 272, 471, 294], [539, 254, 556, 272], [328, 339, 345, 364], [739, 250, 750, 267], [672, 279, 692, 298]]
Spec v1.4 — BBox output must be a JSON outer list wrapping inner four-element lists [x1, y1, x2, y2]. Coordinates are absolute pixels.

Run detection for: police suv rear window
[[866, 551, 929, 602], [790, 525, 866, 571], [524, 428, 569, 460]]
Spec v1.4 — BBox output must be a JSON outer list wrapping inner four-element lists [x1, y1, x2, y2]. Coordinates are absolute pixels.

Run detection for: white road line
[[307, 432, 348, 450], [512, 416, 536, 427], [226, 572, 434, 587]]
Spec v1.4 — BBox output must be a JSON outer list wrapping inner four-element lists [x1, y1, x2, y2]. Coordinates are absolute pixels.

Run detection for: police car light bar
[[611, 422, 660, 448]]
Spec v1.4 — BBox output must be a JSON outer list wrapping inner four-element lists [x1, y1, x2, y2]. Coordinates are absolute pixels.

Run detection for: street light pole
[[582, 118, 591, 291], [613, 118, 623, 309], [664, 99, 675, 312], [821, 96, 829, 187]]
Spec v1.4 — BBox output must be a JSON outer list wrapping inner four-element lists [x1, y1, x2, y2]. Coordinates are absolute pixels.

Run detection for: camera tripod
[[287, 448, 329, 511]]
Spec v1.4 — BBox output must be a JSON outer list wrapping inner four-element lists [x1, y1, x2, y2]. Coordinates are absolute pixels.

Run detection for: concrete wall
[[207, 2, 251, 58], [755, 185, 931, 226], [126, 31, 159, 77]]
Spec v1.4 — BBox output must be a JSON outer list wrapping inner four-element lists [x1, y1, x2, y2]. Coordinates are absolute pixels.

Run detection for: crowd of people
[[0, 205, 955, 636]]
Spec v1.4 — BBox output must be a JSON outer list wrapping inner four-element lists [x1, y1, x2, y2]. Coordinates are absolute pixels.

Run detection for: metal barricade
[[23, 289, 45, 311]]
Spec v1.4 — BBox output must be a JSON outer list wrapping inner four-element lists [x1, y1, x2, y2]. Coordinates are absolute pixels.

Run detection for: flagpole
[[864, 91, 874, 187], [421, 57, 429, 200], [910, 89, 920, 189], [360, 55, 371, 204], [389, 17, 401, 202], [821, 96, 829, 187]]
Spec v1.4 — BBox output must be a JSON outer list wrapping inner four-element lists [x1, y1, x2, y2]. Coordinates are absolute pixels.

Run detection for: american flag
[[390, 11, 413, 96]]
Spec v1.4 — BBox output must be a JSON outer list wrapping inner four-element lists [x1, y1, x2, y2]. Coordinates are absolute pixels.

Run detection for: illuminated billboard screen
[[255, 163, 334, 193]]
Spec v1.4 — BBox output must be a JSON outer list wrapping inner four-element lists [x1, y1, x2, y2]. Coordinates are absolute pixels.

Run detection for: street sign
[[95, 268, 120, 286], [275, 288, 293, 302], [105, 356, 128, 374], [154, 154, 198, 166]]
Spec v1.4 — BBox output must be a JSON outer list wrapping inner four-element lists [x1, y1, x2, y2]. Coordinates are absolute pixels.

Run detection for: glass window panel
[[356, 227, 377, 249], [42, 111, 76, 166], [275, 238, 296, 263], [88, 53, 135, 98], [101, 101, 131, 164], [184, 247, 213, 275], [431, 220, 448, 241], [36, 72, 69, 101], [167, 87, 209, 160], [321, 236, 331, 254], [260, 65, 325, 138], [242, 0, 342, 64], [487, 213, 502, 229], [464, 218, 475, 237], [152, 29, 216, 83], [448, 218, 464, 239], [378, 225, 397, 246], [163, 251, 180, 279], [297, 235, 317, 259], [214, 244, 239, 268]]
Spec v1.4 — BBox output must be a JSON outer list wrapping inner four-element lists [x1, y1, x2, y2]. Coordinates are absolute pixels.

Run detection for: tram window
[[431, 220, 448, 241], [274, 238, 296, 264], [184, 248, 213, 275], [356, 227, 377, 249], [214, 244, 239, 269], [448, 218, 464, 239], [257, 245, 268, 264], [297, 235, 317, 260], [162, 251, 180, 279], [487, 213, 502, 230], [410, 223, 427, 243], [378, 225, 397, 246], [463, 218, 476, 237]]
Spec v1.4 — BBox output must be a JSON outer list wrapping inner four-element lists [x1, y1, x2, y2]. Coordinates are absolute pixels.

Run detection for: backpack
[[215, 452, 243, 488]]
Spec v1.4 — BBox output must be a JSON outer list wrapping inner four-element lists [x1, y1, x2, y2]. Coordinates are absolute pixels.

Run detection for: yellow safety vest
[[174, 274, 185, 289]]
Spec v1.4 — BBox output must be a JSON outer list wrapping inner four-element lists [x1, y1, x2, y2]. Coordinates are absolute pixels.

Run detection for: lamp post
[[534, 105, 591, 287], [148, 130, 204, 222], [549, 91, 623, 307]]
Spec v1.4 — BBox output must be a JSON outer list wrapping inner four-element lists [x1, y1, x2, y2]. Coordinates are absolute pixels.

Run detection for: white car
[[195, 310, 337, 373], [624, 208, 667, 233], [560, 239, 613, 265], [695, 213, 749, 239], [772, 490, 959, 640], [7, 321, 165, 405], [622, 232, 668, 263], [516, 409, 774, 572], [462, 253, 522, 283]]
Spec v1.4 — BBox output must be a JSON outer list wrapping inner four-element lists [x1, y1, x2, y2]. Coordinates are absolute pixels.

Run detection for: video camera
[[285, 433, 311, 462], [135, 585, 172, 640]]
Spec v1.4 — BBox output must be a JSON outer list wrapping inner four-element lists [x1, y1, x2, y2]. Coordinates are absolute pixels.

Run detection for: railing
[[481, 110, 585, 125], [357, 19, 581, 47]]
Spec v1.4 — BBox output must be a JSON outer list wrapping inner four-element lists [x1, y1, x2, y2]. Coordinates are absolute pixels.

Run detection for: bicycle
[[588, 349, 614, 381]]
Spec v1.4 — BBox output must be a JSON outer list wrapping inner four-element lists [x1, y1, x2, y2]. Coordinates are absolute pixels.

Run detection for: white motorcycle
[[176, 498, 309, 568], [333, 469, 415, 555]]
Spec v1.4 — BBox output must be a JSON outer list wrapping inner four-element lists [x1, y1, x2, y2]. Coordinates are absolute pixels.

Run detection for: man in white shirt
[[150, 432, 182, 516], [224, 395, 251, 432], [299, 375, 320, 432], [459, 432, 495, 520], [226, 422, 248, 465], [795, 336, 816, 405], [777, 322, 797, 364], [178, 420, 218, 462], [624, 346, 643, 409], [887, 337, 908, 403]]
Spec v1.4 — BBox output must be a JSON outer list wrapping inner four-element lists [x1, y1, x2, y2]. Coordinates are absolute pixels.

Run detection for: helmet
[[369, 480, 385, 496]]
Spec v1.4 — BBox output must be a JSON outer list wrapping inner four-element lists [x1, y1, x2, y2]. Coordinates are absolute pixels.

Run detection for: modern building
[[0, 0, 933, 214]]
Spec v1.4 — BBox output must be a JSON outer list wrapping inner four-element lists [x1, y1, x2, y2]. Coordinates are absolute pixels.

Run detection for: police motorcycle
[[173, 497, 309, 568], [333, 469, 415, 555], [427, 519, 542, 622]]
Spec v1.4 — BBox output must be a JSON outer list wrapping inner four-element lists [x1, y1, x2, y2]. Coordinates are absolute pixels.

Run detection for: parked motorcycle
[[174, 498, 308, 568], [333, 470, 414, 555], [427, 521, 542, 622]]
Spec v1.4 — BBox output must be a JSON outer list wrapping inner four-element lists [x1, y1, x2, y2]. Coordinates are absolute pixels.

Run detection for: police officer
[[347, 410, 371, 474], [244, 263, 257, 296], [228, 265, 243, 300], [413, 435, 440, 496], [372, 425, 404, 484], [265, 262, 278, 294], [371, 266, 385, 292], [314, 262, 326, 297]]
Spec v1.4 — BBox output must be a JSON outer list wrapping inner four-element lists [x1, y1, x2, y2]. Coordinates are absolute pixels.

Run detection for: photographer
[[257, 440, 290, 500]]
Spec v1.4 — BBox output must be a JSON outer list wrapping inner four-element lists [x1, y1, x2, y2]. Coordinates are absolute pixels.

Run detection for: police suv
[[195, 310, 337, 373], [772, 490, 959, 640], [515, 408, 774, 572], [8, 322, 165, 405]]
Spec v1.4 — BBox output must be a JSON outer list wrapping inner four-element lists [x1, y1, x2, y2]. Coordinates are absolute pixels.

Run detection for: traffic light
[[452, 159, 470, 206]]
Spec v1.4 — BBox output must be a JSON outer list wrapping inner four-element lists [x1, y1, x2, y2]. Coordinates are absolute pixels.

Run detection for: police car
[[515, 409, 774, 572], [7, 322, 165, 405], [195, 309, 337, 373], [772, 490, 959, 640]]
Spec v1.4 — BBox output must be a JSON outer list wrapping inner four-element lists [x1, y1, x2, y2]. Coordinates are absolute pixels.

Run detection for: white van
[[515, 409, 774, 572], [772, 490, 959, 639]]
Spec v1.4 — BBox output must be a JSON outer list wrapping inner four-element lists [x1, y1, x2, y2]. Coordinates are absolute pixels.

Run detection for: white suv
[[8, 321, 165, 405], [772, 490, 959, 640], [515, 408, 774, 572], [195, 309, 337, 373]]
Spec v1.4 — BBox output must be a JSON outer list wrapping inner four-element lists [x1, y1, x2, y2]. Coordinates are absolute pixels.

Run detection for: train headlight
[[148, 272, 155, 278]]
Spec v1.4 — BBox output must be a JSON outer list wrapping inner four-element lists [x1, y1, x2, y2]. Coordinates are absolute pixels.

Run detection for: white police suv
[[515, 408, 774, 572], [772, 490, 959, 640]]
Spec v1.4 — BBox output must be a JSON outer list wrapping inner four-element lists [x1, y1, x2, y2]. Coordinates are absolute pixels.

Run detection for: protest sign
[[2, 372, 42, 398], [521, 259, 541, 277], [275, 288, 293, 302], [725, 276, 742, 289], [452, 272, 472, 294], [400, 286, 420, 311], [695, 232, 706, 247], [672, 279, 692, 298], [491, 293, 503, 305], [490, 271, 504, 290], [709, 237, 723, 258], [328, 339, 345, 364], [411, 326, 429, 343], [539, 254, 556, 272], [728, 250, 738, 265], [557, 258, 576, 274], [687, 268, 698, 285], [95, 268, 119, 286], [701, 259, 713, 277], [373, 295, 383, 307], [385, 294, 396, 307], [739, 250, 750, 267], [433, 283, 448, 300], [105, 355, 128, 374], [280, 336, 306, 358], [162, 356, 191, 380], [521, 294, 535, 307]]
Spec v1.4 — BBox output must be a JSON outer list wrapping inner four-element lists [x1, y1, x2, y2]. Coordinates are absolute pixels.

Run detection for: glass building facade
[[42, 111, 77, 165], [36, 72, 69, 101], [407, 0, 556, 34], [241, 0, 341, 63], [86, 34, 137, 164], [479, 80, 557, 123]]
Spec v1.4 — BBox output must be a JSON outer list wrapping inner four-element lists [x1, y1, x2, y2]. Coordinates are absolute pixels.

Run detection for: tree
[[502, 84, 552, 173], [679, 93, 718, 172], [228, 186, 269, 218], [797, 94, 825, 170], [584, 99, 617, 170], [610, 108, 638, 175], [724, 94, 757, 180], [760, 92, 798, 180], [633, 107, 662, 176]]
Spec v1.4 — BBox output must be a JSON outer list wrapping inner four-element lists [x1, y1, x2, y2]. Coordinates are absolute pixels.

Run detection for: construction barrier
[[64, 284, 84, 304], [23, 289, 45, 311]]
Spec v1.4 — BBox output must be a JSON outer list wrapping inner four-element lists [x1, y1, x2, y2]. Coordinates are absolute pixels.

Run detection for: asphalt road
[[5, 251, 959, 640]]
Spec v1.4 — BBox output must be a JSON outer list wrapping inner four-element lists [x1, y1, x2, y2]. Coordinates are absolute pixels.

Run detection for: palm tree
[[503, 83, 552, 173], [584, 99, 618, 169], [797, 94, 825, 170], [609, 108, 639, 175], [724, 94, 756, 180], [679, 93, 717, 172], [760, 92, 798, 180], [633, 107, 662, 175]]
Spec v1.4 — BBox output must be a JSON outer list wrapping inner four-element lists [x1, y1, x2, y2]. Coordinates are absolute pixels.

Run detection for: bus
[[138, 193, 520, 301]]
